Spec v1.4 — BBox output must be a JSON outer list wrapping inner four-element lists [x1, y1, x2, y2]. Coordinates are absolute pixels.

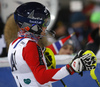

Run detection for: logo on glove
[[73, 61, 76, 67]]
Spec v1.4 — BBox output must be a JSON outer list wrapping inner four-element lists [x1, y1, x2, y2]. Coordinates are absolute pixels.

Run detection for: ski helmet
[[14, 2, 50, 36]]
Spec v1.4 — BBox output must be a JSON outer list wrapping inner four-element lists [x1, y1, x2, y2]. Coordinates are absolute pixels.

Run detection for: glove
[[66, 50, 97, 75], [43, 47, 56, 69]]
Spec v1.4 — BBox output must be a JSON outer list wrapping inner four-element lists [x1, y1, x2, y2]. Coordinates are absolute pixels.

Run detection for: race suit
[[8, 37, 70, 87]]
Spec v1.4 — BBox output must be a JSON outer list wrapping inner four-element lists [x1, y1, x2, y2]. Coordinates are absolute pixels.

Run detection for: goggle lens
[[42, 17, 50, 27]]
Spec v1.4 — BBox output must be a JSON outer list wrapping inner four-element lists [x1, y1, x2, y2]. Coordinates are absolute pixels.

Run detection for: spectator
[[46, 33, 75, 55], [46, 9, 69, 44], [84, 27, 100, 56], [82, 1, 95, 27], [90, 12, 100, 30], [53, 8, 70, 40], [53, 21, 67, 39], [88, 12, 100, 42], [46, 20, 67, 44], [67, 12, 89, 53], [58, 39, 74, 55]]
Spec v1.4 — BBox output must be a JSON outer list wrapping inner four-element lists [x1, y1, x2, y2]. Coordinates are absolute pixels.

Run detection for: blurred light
[[70, 1, 83, 12], [51, 14, 55, 20]]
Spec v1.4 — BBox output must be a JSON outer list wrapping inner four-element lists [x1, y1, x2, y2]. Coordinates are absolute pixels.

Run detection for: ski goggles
[[42, 17, 50, 27]]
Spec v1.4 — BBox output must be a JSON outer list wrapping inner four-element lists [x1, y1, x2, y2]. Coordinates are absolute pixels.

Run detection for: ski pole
[[90, 69, 100, 87]]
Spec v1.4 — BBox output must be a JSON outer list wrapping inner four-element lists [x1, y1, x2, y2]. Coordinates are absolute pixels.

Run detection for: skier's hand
[[66, 50, 97, 75]]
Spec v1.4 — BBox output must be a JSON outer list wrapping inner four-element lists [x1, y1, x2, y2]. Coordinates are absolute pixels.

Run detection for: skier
[[8, 2, 97, 87]]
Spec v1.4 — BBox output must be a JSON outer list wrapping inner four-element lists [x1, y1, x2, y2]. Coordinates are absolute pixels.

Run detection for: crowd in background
[[0, 0, 100, 57]]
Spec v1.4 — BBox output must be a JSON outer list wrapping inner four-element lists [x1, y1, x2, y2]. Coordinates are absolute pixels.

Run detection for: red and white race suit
[[8, 37, 70, 87]]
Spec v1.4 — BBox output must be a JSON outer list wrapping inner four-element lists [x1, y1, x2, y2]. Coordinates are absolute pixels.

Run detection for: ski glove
[[66, 50, 97, 75]]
